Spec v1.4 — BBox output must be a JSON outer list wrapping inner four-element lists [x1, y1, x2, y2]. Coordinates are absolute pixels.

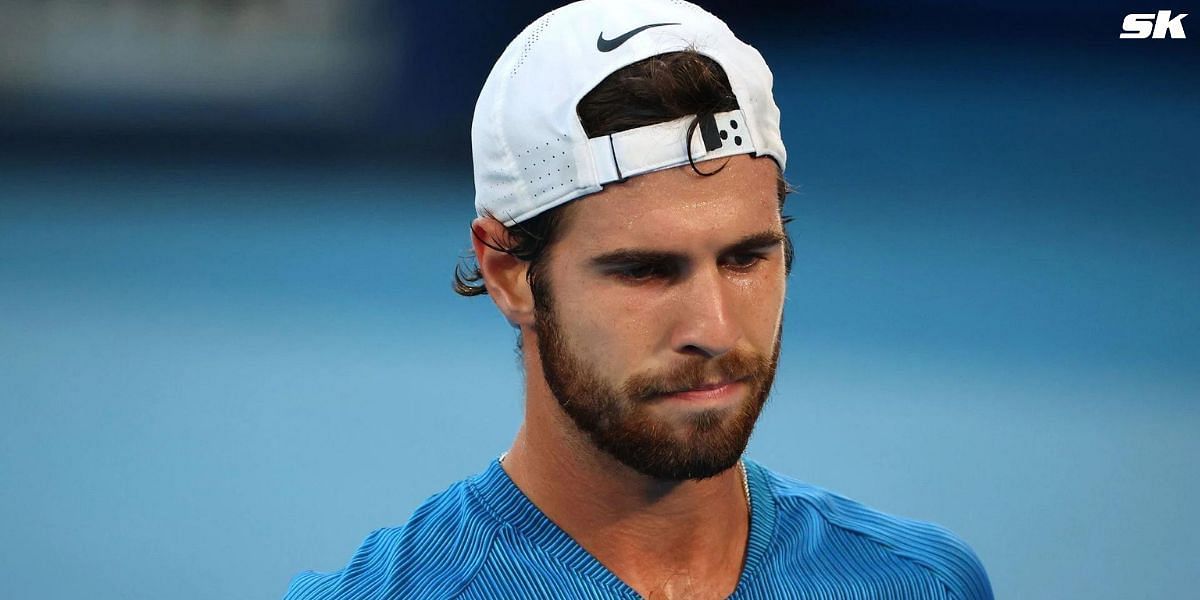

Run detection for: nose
[[669, 264, 743, 359]]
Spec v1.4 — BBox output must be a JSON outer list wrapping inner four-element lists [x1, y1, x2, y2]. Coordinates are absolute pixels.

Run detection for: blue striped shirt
[[285, 458, 992, 599]]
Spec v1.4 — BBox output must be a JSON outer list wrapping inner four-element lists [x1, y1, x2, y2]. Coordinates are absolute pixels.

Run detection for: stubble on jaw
[[533, 287, 782, 481]]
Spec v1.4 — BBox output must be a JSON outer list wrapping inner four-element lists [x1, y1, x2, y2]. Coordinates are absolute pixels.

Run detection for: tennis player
[[285, 1, 993, 598]]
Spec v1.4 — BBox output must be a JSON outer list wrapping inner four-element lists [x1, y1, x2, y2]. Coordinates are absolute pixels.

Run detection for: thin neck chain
[[498, 452, 752, 507], [738, 459, 751, 506]]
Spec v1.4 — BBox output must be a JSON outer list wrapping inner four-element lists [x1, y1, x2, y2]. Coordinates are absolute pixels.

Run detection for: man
[[286, 1, 993, 598]]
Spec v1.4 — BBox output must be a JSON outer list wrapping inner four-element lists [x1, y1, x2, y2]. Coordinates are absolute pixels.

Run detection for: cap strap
[[587, 109, 754, 185]]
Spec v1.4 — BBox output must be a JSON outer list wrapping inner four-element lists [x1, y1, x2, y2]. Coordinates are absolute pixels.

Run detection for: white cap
[[472, 0, 787, 225]]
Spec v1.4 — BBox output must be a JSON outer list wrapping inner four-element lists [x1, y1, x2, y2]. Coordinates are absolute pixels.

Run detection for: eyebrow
[[587, 230, 786, 268]]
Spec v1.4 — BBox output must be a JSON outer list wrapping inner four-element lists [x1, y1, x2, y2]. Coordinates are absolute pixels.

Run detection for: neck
[[501, 346, 750, 598]]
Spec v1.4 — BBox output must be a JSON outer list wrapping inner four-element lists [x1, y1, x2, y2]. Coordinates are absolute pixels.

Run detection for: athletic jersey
[[284, 458, 993, 599]]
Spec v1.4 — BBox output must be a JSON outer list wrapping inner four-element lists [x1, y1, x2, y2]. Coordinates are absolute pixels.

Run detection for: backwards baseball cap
[[472, 0, 786, 226]]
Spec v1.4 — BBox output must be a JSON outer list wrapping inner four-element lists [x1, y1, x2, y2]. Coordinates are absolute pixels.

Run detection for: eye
[[723, 252, 767, 271], [611, 262, 671, 282]]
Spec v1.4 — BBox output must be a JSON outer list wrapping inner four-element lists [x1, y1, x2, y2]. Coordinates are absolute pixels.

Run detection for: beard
[[533, 290, 781, 482]]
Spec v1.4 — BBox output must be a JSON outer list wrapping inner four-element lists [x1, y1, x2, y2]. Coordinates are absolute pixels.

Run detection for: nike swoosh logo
[[596, 22, 680, 52]]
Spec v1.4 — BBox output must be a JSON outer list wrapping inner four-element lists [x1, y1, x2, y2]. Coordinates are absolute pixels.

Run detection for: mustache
[[621, 348, 769, 400]]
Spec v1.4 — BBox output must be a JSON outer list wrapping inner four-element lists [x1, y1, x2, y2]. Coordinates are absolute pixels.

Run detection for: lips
[[657, 378, 749, 406], [667, 377, 745, 395], [672, 380, 736, 394]]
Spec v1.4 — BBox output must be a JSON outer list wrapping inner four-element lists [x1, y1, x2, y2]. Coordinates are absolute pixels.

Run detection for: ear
[[471, 217, 536, 328]]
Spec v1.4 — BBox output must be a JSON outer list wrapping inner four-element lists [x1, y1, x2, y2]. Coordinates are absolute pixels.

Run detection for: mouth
[[659, 377, 748, 406]]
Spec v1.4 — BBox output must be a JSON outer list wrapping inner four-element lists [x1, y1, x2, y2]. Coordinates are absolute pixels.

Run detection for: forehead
[[556, 155, 781, 252]]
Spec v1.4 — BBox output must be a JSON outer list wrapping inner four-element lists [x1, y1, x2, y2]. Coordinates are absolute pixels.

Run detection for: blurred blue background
[[1, 1, 1197, 598]]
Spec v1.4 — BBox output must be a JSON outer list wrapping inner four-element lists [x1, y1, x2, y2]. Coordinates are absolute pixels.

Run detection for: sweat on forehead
[[551, 155, 784, 253]]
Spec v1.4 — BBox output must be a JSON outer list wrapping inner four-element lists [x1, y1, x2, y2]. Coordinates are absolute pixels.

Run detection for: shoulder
[[284, 478, 501, 600], [757, 463, 994, 600]]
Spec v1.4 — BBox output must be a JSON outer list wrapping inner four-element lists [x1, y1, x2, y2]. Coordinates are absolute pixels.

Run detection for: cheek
[[553, 282, 663, 373], [734, 268, 787, 338]]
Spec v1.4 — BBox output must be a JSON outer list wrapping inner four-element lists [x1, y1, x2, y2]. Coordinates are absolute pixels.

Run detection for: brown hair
[[454, 50, 793, 299]]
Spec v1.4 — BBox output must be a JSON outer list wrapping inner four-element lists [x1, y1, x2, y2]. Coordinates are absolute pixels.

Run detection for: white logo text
[[1120, 11, 1188, 39]]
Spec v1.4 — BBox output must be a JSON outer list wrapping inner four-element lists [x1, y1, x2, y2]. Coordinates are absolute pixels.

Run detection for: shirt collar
[[467, 455, 778, 595]]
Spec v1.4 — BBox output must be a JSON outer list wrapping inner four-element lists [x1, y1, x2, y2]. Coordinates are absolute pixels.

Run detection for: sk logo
[[1120, 11, 1188, 39]]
